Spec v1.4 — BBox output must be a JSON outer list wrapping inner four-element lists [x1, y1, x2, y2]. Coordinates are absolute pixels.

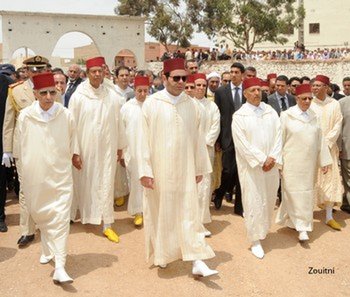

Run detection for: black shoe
[[234, 209, 243, 217], [17, 234, 35, 247], [225, 192, 233, 202], [214, 196, 223, 210], [340, 206, 350, 214], [0, 221, 8, 232]]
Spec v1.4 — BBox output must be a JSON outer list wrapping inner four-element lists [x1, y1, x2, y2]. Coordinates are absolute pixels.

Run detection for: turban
[[243, 77, 261, 90], [193, 73, 207, 81], [295, 84, 312, 96], [186, 74, 195, 84], [134, 76, 150, 88], [163, 58, 185, 74], [33, 72, 55, 90], [86, 56, 106, 69], [315, 74, 330, 85], [207, 72, 220, 81], [267, 73, 277, 80], [260, 79, 269, 87]]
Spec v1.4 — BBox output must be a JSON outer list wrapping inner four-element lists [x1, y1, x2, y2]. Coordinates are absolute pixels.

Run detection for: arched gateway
[[0, 10, 145, 68]]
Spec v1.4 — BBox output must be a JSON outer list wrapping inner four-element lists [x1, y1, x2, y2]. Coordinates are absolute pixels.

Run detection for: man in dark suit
[[268, 75, 296, 116], [64, 64, 83, 107], [214, 62, 245, 216]]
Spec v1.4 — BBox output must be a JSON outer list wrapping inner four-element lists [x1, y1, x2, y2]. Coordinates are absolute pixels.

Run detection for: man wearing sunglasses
[[17, 72, 78, 284], [139, 58, 218, 277], [193, 73, 220, 237], [184, 74, 195, 97], [2, 55, 50, 248]]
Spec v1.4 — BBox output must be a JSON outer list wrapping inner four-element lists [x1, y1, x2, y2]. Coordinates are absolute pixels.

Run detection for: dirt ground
[[1, 193, 350, 297]]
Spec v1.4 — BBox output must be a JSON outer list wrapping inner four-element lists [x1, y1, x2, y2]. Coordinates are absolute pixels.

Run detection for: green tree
[[116, 0, 199, 52], [198, 0, 304, 53]]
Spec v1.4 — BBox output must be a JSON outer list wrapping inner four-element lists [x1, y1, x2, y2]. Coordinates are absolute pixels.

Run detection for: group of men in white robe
[[7, 52, 348, 284]]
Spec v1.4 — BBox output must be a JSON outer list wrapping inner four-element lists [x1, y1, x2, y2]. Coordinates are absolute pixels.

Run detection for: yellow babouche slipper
[[134, 214, 143, 226], [115, 196, 125, 207], [103, 228, 120, 243], [326, 219, 341, 231]]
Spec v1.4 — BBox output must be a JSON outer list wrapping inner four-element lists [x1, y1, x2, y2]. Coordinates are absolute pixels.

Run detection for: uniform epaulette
[[9, 81, 24, 89]]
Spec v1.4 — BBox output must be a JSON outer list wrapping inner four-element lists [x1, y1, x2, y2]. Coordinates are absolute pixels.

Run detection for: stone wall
[[147, 59, 350, 86]]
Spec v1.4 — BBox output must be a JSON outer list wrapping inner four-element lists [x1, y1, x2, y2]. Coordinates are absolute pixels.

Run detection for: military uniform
[[3, 79, 36, 237]]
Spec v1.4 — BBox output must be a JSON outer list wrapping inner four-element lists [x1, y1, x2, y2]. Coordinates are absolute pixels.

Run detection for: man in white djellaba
[[276, 84, 332, 242], [69, 56, 126, 243], [139, 58, 218, 277], [120, 75, 150, 227], [231, 77, 282, 259], [17, 72, 79, 284], [192, 72, 220, 236], [310, 75, 343, 230]]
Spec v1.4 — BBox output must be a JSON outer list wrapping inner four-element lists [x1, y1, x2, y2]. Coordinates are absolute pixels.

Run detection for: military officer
[[2, 55, 50, 247]]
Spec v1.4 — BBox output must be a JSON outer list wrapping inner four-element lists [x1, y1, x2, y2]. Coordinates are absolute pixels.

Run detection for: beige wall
[[0, 11, 145, 69], [147, 59, 350, 86], [222, 0, 350, 51]]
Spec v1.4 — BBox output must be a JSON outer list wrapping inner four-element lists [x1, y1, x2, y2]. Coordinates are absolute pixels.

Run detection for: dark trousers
[[0, 165, 7, 222], [216, 147, 243, 215]]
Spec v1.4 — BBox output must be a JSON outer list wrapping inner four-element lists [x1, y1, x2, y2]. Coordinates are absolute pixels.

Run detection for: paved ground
[[1, 193, 350, 297]]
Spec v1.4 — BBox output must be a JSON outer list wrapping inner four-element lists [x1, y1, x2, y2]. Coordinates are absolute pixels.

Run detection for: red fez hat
[[243, 77, 261, 90], [295, 84, 312, 96], [193, 73, 206, 81], [267, 73, 277, 80], [260, 79, 269, 87], [86, 56, 106, 69], [163, 58, 185, 74], [315, 74, 330, 85], [134, 76, 150, 88], [33, 72, 55, 90], [187, 74, 195, 84]]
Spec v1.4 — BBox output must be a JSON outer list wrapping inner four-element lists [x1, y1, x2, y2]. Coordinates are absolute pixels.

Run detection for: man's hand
[[262, 157, 276, 172], [215, 142, 221, 152], [321, 166, 329, 174], [117, 149, 123, 162], [2, 152, 13, 168], [120, 158, 126, 168], [72, 154, 82, 170], [141, 176, 154, 189], [196, 175, 203, 183]]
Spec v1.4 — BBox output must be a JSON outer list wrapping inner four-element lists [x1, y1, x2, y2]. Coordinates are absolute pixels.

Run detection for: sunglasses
[[169, 75, 187, 82], [39, 90, 57, 96], [185, 86, 195, 90]]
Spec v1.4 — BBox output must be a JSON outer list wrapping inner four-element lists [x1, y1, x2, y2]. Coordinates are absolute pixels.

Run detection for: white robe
[[120, 98, 144, 215], [196, 97, 220, 224], [310, 97, 344, 206], [231, 102, 282, 242], [114, 84, 132, 198], [69, 80, 126, 225], [18, 102, 78, 268], [276, 106, 332, 231], [139, 90, 215, 266]]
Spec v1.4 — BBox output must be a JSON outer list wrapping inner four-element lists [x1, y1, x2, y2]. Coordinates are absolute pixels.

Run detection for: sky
[[0, 0, 214, 58]]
